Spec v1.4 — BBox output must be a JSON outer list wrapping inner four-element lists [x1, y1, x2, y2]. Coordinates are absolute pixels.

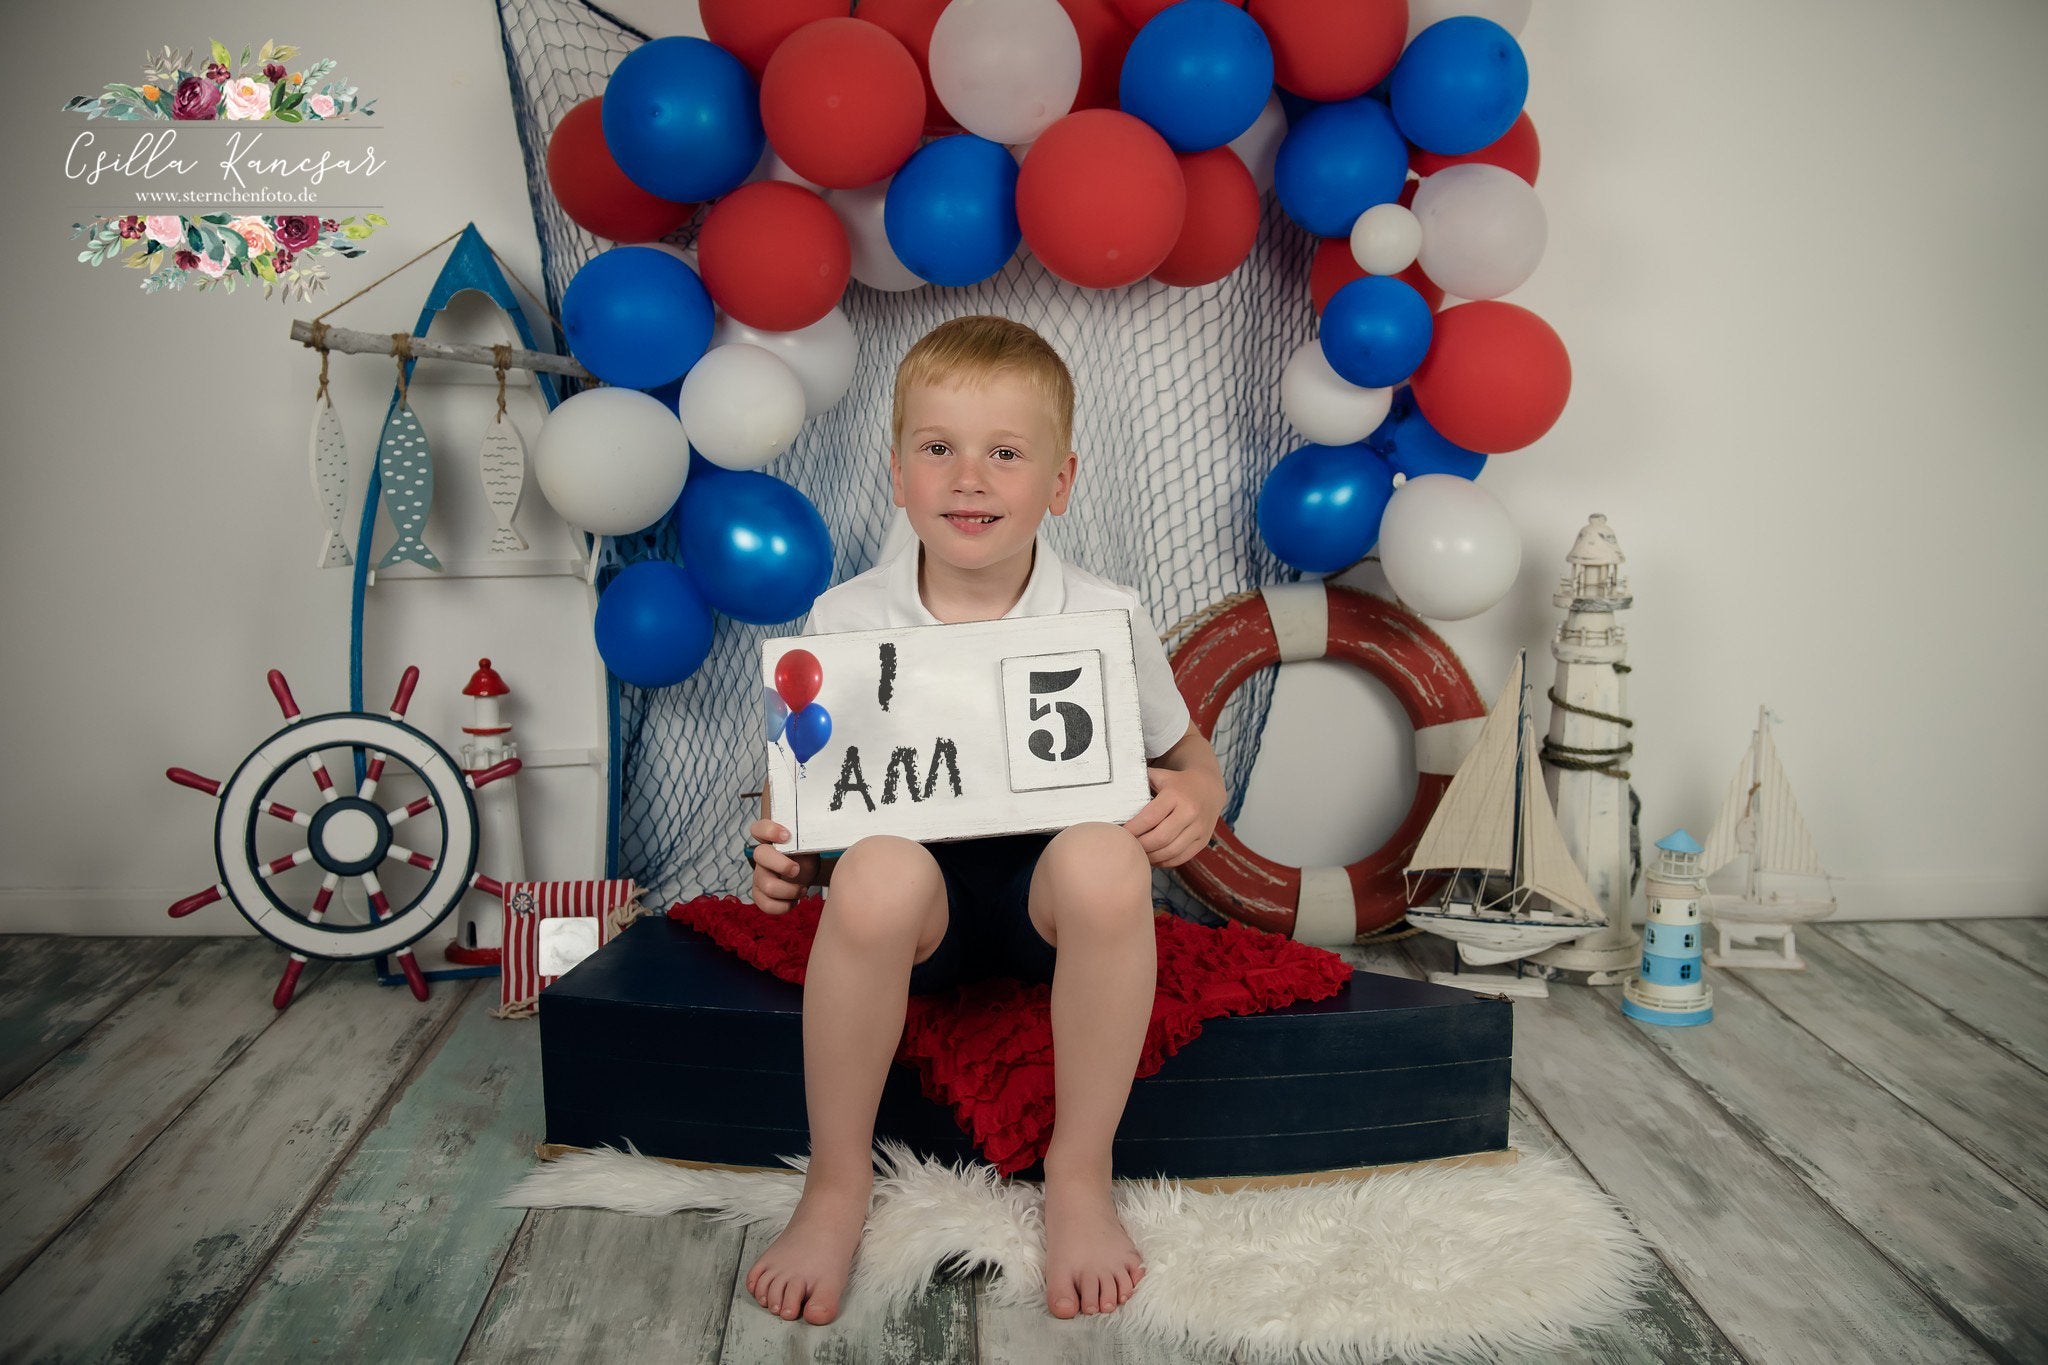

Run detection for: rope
[[1160, 589, 1258, 649], [491, 343, 512, 420], [392, 332, 413, 403], [484, 241, 568, 343], [310, 319, 332, 401], [311, 225, 467, 323], [1538, 661, 1634, 781]]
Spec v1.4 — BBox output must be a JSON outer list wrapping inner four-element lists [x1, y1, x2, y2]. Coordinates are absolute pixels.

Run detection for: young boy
[[744, 315, 1227, 1326]]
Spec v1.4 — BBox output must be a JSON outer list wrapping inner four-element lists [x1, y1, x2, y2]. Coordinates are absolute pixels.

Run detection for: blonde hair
[[891, 315, 1076, 455]]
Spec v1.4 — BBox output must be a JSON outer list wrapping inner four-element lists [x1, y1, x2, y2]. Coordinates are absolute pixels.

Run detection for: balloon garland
[[538, 0, 1569, 688]]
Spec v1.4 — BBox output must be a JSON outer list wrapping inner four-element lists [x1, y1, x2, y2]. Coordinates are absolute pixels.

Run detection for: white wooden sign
[[762, 610, 1150, 855]]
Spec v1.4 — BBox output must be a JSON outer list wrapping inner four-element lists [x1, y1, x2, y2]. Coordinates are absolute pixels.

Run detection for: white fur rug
[[502, 1141, 1654, 1362]]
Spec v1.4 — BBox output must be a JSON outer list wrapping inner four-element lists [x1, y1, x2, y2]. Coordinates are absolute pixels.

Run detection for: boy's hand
[[749, 818, 817, 915], [1126, 765, 1225, 869]]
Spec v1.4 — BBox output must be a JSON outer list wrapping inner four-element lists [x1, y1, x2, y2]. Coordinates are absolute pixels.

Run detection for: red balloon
[[775, 648, 824, 713], [1411, 111, 1542, 185], [856, 0, 962, 136], [1410, 302, 1572, 453], [761, 18, 925, 189], [1248, 0, 1408, 102], [701, 0, 850, 78], [1057, 0, 1139, 112], [1310, 236, 1443, 314], [1153, 148, 1260, 287], [1017, 111, 1186, 289], [696, 182, 852, 332], [1109, 0, 1180, 26], [546, 99, 695, 244]]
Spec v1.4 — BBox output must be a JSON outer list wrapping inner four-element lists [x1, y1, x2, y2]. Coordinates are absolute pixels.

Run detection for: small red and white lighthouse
[[446, 658, 528, 965]]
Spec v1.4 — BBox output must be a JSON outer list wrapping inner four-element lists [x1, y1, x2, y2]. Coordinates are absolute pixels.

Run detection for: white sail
[[1698, 741, 1755, 879], [1517, 713, 1607, 923], [1406, 657, 1524, 878], [1753, 724, 1827, 879]]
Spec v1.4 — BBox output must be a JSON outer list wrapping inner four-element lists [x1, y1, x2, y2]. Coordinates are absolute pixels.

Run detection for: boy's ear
[[1048, 449, 1079, 516], [888, 446, 906, 508]]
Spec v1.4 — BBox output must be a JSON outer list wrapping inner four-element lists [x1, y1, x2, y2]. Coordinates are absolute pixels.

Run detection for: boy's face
[[890, 371, 1076, 576]]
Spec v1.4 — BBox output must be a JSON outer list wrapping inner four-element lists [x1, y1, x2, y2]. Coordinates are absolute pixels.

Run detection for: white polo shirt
[[802, 530, 1195, 762]]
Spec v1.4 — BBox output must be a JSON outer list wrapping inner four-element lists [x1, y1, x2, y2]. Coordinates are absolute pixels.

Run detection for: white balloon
[[746, 142, 823, 194], [711, 308, 858, 418], [641, 240, 696, 270], [677, 344, 808, 471], [826, 179, 924, 292], [1350, 203, 1422, 276], [533, 387, 691, 536], [1280, 340, 1394, 446], [929, 0, 1081, 145], [1227, 93, 1287, 197], [1411, 163, 1546, 300], [1377, 473, 1521, 620], [1408, 0, 1531, 42]]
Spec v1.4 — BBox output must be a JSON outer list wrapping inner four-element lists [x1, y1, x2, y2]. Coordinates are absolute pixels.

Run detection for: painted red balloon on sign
[[775, 649, 824, 713]]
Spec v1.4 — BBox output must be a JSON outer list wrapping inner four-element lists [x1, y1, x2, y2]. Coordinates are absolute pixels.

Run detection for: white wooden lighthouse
[[446, 658, 528, 965], [1531, 515, 1642, 985]]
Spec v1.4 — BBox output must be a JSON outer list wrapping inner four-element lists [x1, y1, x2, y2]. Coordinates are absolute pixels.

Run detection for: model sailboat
[[1404, 652, 1606, 998], [1698, 706, 1835, 970]]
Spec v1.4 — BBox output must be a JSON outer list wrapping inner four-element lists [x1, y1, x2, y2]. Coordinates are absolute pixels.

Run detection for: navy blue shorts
[[903, 832, 1059, 994]]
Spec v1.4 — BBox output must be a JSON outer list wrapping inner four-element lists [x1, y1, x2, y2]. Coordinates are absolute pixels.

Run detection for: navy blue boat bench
[[540, 914, 1513, 1183]]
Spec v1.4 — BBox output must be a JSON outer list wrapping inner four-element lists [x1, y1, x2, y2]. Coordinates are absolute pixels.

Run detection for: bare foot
[[745, 1174, 871, 1325], [1041, 1163, 1145, 1318]]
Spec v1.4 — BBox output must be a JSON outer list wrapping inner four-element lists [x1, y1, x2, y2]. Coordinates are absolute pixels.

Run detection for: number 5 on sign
[[761, 610, 1150, 855]]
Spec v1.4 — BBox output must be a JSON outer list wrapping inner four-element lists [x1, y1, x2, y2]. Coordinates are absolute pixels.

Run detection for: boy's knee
[[1040, 823, 1151, 927], [823, 836, 943, 941], [1048, 823, 1148, 882]]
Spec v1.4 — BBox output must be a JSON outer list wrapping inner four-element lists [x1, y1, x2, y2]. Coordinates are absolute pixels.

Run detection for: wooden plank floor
[[0, 920, 2042, 1364]]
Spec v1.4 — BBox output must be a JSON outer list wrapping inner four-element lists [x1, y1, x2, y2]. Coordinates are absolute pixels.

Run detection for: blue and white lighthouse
[[1622, 830, 1714, 1026]]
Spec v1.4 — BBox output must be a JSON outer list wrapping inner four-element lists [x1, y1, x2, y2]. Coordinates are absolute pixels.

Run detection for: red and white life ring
[[1168, 584, 1487, 944]]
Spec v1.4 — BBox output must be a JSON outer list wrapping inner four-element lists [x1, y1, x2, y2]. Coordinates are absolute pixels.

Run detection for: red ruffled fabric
[[668, 894, 1354, 1174]]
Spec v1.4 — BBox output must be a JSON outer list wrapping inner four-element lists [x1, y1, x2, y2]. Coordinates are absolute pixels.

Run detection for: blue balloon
[[1273, 96, 1409, 238], [1389, 18, 1528, 156], [784, 702, 833, 765], [563, 246, 713, 389], [672, 467, 834, 625], [593, 560, 715, 689], [601, 36, 762, 202], [1119, 0, 1275, 153], [884, 135, 1020, 288], [1257, 442, 1397, 575], [761, 686, 792, 744], [1369, 390, 1488, 481], [1321, 276, 1434, 389]]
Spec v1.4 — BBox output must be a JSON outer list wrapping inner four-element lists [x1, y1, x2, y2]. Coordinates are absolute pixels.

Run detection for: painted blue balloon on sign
[[785, 702, 833, 765]]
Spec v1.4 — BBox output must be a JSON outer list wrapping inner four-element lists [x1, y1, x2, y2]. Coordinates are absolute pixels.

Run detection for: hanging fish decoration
[[376, 396, 442, 571], [478, 412, 529, 553], [308, 392, 352, 568]]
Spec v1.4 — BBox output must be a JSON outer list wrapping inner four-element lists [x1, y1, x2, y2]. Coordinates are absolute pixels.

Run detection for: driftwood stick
[[289, 319, 595, 382]]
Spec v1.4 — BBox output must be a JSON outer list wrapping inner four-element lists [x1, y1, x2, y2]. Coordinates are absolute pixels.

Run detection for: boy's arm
[[1128, 721, 1227, 868]]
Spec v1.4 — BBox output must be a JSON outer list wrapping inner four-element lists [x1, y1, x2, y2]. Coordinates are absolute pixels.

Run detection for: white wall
[[3, 0, 2043, 934]]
